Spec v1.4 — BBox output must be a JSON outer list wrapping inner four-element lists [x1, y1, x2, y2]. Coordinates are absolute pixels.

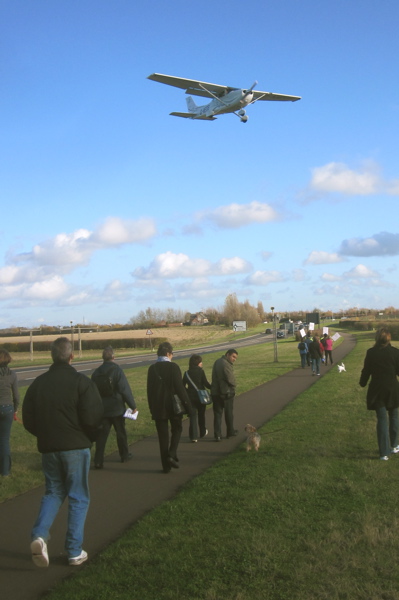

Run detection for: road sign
[[146, 330, 153, 335]]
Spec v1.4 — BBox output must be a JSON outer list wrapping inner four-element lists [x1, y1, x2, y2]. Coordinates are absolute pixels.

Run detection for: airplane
[[147, 73, 301, 123]]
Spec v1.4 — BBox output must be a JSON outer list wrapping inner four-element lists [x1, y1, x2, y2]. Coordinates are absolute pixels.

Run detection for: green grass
[[17, 330, 399, 600]]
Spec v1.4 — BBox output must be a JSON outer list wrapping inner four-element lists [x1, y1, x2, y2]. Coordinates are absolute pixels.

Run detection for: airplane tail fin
[[186, 96, 198, 113]]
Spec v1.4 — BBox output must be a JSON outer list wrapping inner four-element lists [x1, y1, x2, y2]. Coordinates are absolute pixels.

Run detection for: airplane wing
[[148, 73, 301, 102], [252, 90, 301, 102], [148, 73, 236, 99], [170, 111, 217, 121]]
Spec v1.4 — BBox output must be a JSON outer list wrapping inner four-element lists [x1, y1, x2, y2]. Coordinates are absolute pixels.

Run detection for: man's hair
[[226, 348, 238, 357], [51, 337, 73, 363], [102, 346, 114, 361], [375, 327, 391, 346], [157, 341, 173, 356], [189, 354, 202, 368], [0, 349, 12, 365]]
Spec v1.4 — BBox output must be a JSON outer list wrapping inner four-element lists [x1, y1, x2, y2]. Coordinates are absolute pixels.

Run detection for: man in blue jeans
[[23, 337, 103, 567]]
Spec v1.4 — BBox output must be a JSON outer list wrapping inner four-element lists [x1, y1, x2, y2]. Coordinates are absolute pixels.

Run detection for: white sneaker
[[31, 537, 49, 567], [68, 550, 88, 566], [391, 446, 399, 454], [380, 456, 389, 461]]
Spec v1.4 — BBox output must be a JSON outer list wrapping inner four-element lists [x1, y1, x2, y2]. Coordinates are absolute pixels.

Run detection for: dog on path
[[245, 424, 261, 452], [337, 362, 346, 373]]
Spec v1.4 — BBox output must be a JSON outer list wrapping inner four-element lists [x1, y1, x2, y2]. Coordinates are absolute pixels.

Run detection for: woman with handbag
[[183, 354, 211, 443], [147, 342, 191, 473]]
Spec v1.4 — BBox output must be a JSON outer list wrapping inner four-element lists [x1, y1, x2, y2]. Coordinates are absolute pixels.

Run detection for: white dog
[[337, 363, 346, 373]]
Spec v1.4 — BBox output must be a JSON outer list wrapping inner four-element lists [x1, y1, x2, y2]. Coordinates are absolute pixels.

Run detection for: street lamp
[[70, 321, 74, 352], [270, 307, 278, 363]]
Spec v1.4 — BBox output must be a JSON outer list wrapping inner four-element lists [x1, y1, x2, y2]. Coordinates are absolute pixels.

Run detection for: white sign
[[300, 328, 306, 338], [146, 329, 153, 335], [323, 326, 329, 335], [233, 320, 247, 332], [309, 322, 315, 331], [331, 332, 341, 341]]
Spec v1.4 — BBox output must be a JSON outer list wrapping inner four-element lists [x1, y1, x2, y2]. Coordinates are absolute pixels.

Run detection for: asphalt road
[[14, 332, 276, 386]]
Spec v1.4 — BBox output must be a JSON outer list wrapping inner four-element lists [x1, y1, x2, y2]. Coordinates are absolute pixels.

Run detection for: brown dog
[[245, 424, 261, 452]]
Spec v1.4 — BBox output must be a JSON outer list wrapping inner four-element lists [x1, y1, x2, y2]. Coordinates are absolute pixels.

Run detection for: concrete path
[[0, 334, 356, 600]]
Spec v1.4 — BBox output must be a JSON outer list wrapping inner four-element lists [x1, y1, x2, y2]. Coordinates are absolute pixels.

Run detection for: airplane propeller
[[244, 81, 258, 96]]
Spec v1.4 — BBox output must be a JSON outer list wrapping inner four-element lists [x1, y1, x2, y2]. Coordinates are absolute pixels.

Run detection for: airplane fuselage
[[197, 89, 254, 118]]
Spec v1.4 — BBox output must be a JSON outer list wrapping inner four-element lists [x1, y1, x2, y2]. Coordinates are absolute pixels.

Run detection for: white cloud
[[304, 251, 343, 265], [132, 251, 252, 280], [321, 273, 342, 282], [0, 216, 157, 306], [245, 270, 285, 286], [344, 264, 379, 279], [197, 201, 280, 229], [339, 232, 399, 257], [8, 217, 157, 274], [94, 217, 156, 246], [310, 161, 380, 195]]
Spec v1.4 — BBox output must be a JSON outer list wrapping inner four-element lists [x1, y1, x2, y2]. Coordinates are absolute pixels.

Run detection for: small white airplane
[[147, 73, 301, 123]]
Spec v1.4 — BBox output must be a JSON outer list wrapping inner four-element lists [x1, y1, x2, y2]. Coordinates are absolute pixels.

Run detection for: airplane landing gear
[[235, 109, 248, 123]]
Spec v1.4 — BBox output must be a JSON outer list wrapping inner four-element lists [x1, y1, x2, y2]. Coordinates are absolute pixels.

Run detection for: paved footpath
[[0, 334, 355, 600]]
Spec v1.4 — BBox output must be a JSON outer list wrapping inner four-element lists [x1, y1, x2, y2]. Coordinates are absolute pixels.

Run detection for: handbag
[[155, 364, 187, 416], [172, 393, 187, 416], [184, 372, 212, 405]]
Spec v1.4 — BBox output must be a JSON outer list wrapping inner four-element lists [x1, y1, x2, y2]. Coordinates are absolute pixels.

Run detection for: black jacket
[[23, 362, 104, 453], [91, 361, 136, 417], [147, 360, 191, 420], [183, 366, 211, 407], [359, 343, 399, 410]]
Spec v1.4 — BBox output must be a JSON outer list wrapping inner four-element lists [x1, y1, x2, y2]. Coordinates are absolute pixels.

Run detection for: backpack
[[92, 367, 116, 397], [299, 342, 306, 350]]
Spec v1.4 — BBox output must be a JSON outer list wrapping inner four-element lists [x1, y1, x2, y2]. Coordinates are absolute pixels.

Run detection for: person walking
[[359, 327, 399, 461], [309, 335, 323, 376], [304, 332, 313, 367], [22, 337, 103, 567], [297, 339, 307, 368], [92, 346, 137, 469], [183, 354, 211, 442], [211, 348, 238, 441], [147, 342, 191, 473], [0, 349, 19, 477], [324, 335, 334, 365]]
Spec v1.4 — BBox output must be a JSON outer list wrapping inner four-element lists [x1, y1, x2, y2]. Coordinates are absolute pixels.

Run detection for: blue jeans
[[31, 448, 91, 558], [0, 404, 14, 476], [375, 406, 399, 457], [312, 357, 321, 375]]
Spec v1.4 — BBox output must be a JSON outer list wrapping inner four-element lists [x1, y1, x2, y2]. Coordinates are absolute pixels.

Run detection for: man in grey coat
[[211, 349, 238, 441]]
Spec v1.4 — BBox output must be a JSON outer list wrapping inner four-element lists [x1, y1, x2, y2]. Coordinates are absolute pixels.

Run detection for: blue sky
[[1, 0, 398, 327]]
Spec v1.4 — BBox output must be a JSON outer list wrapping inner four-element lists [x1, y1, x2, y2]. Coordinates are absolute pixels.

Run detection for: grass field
[[6, 329, 399, 599], [2, 323, 270, 366]]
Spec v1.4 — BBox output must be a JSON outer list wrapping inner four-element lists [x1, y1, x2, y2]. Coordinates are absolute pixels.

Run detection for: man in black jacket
[[92, 346, 137, 469], [23, 337, 103, 568]]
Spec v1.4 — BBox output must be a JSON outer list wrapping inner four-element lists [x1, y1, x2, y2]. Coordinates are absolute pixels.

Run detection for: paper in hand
[[124, 408, 138, 420]]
